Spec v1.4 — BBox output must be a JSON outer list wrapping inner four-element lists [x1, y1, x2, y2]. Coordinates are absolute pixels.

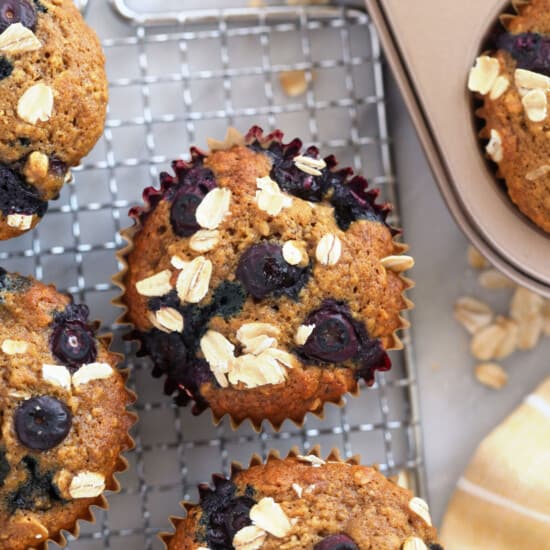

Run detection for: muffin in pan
[[161, 448, 442, 550], [468, 0, 550, 233], [116, 126, 413, 429], [0, 269, 135, 549], [0, 0, 108, 239]]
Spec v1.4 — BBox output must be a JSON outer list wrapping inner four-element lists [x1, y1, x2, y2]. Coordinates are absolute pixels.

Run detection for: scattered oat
[[282, 240, 308, 266], [394, 470, 411, 490], [296, 454, 325, 467], [516, 315, 543, 351], [295, 323, 315, 346], [0, 23, 41, 54], [279, 70, 309, 97], [196, 188, 232, 229], [135, 269, 173, 297], [468, 56, 500, 95], [489, 75, 510, 100], [72, 363, 114, 387], [233, 525, 267, 550], [454, 296, 494, 334], [189, 229, 220, 253], [69, 472, 105, 499], [485, 129, 503, 162], [478, 269, 515, 289], [1, 339, 28, 355], [509, 286, 543, 321], [403, 537, 428, 550], [316, 233, 342, 266], [6, 213, 33, 230], [293, 155, 326, 176], [475, 362, 508, 390], [408, 497, 432, 526], [521, 88, 547, 122], [250, 497, 292, 538], [42, 364, 71, 391], [228, 351, 288, 388], [380, 255, 415, 272], [467, 246, 489, 269], [176, 256, 212, 303], [18, 83, 54, 125], [470, 317, 517, 361], [261, 347, 297, 369], [154, 307, 184, 333], [255, 176, 292, 216]]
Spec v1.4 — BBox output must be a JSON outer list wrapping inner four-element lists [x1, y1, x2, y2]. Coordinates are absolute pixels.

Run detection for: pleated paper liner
[[159, 445, 439, 549], [440, 377, 550, 549], [0, 275, 137, 550], [113, 126, 414, 431]]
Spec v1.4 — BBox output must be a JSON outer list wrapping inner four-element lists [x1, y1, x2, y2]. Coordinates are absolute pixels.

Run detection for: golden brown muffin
[[0, 269, 134, 550], [161, 450, 442, 550], [468, 0, 550, 232], [0, 0, 108, 239], [117, 127, 413, 429]]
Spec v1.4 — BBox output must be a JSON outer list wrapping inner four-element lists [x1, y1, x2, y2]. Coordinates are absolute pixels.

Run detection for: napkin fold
[[441, 378, 550, 549]]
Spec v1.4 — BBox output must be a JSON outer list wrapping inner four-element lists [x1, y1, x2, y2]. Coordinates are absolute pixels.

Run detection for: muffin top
[[468, 0, 550, 232], [162, 451, 442, 550], [120, 127, 412, 428], [0, 0, 108, 239], [0, 270, 134, 550]]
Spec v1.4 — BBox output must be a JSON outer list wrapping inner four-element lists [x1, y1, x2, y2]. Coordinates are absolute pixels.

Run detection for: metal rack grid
[[0, 1, 426, 548]]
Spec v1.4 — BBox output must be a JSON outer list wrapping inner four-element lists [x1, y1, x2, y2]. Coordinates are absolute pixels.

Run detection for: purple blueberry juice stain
[[0, 164, 48, 218]]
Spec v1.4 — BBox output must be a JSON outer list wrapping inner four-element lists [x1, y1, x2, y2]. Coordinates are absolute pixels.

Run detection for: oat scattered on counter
[[455, 246, 549, 389]]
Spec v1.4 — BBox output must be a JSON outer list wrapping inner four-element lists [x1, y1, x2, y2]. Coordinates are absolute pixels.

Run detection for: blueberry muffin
[[116, 126, 413, 429], [161, 449, 442, 550], [0, 269, 134, 549], [468, 0, 550, 232], [0, 0, 108, 239]]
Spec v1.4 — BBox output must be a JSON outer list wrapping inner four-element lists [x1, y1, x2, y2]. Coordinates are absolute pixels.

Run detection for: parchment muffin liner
[[0, 278, 137, 550], [159, 445, 436, 549], [113, 127, 414, 431]]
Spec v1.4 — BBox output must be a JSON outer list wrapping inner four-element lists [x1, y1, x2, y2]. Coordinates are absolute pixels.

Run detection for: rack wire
[[0, 1, 426, 548]]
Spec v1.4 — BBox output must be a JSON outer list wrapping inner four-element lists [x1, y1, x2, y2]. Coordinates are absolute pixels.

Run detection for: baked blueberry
[[236, 242, 309, 300], [0, 164, 48, 218], [51, 318, 97, 370], [0, 0, 37, 33], [301, 303, 360, 363], [314, 534, 359, 550], [14, 396, 72, 451], [496, 32, 550, 76]]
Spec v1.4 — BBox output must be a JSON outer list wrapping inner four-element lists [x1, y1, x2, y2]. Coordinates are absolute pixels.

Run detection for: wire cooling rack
[[0, 1, 426, 548]]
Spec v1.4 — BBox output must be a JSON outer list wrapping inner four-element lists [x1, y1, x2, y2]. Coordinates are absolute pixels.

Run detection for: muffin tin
[[367, 0, 550, 298]]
